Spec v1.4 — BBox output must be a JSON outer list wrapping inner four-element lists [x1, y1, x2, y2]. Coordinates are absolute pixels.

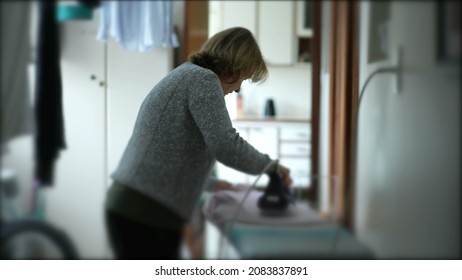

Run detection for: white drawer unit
[[280, 142, 311, 157], [215, 120, 312, 188], [279, 125, 311, 141], [279, 122, 311, 188]]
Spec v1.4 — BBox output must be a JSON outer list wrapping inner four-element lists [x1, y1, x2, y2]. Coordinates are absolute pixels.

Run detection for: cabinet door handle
[[90, 75, 97, 80], [99, 81, 105, 87]]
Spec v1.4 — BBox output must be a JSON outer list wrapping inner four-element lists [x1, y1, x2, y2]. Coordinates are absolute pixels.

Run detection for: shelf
[[297, 37, 312, 63]]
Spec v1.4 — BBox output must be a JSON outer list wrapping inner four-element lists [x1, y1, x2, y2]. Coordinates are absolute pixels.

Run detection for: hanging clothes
[[34, 0, 66, 186], [78, 0, 101, 8], [97, 1, 179, 52], [0, 1, 34, 147]]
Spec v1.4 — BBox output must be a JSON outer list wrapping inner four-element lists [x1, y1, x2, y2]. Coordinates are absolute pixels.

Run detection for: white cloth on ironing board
[[203, 184, 328, 228]]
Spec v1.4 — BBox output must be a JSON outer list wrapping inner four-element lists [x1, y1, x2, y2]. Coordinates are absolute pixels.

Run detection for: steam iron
[[257, 172, 295, 216]]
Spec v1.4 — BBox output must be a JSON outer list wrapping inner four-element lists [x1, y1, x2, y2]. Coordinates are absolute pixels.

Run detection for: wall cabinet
[[221, 1, 296, 65], [257, 1, 295, 65], [222, 1, 257, 35], [215, 120, 311, 188]]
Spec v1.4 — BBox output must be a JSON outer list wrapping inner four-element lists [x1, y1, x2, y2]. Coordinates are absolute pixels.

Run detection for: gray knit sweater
[[111, 63, 273, 220]]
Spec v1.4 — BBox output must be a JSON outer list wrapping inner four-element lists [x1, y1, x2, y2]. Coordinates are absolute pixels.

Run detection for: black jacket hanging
[[34, 0, 66, 186]]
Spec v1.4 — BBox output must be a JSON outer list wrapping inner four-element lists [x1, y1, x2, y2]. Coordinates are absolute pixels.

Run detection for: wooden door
[[183, 1, 209, 62], [328, 1, 359, 228], [308, 0, 321, 205]]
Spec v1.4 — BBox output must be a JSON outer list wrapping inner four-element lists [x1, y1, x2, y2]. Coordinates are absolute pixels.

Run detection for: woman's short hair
[[188, 27, 268, 83]]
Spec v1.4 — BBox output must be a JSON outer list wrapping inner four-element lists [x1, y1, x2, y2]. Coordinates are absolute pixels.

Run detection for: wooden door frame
[[183, 1, 209, 62], [328, 0, 359, 229], [182, 0, 209, 259], [308, 1, 322, 205]]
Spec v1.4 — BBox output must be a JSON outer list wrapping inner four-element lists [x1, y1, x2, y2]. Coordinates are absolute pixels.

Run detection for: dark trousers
[[105, 210, 182, 259]]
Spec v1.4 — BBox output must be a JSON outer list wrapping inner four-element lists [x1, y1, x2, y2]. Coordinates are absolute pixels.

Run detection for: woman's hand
[[277, 164, 293, 188], [211, 180, 234, 192]]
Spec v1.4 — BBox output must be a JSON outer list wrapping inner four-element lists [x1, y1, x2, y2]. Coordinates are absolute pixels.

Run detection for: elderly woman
[[105, 27, 292, 259]]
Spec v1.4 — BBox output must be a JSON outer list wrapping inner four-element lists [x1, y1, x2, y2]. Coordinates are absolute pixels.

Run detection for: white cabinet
[[258, 1, 295, 65], [46, 12, 172, 258], [215, 120, 311, 188], [246, 126, 278, 187], [222, 1, 257, 35], [221, 1, 295, 65], [215, 125, 277, 187], [278, 124, 311, 187], [247, 127, 278, 159], [49, 15, 107, 259], [106, 38, 173, 180], [214, 126, 248, 185]]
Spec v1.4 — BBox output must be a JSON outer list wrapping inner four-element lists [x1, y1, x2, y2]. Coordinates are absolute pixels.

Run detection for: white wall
[[355, 1, 460, 258], [238, 66, 311, 119]]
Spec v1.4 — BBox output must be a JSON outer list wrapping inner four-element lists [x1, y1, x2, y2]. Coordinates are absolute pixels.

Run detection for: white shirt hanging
[[97, 1, 179, 52]]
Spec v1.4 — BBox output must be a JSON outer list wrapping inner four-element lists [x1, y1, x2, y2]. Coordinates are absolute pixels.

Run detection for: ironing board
[[224, 223, 374, 259], [203, 188, 374, 259]]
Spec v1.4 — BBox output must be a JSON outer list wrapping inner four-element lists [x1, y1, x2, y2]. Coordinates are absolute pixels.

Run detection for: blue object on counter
[[56, 4, 93, 22], [264, 99, 276, 117]]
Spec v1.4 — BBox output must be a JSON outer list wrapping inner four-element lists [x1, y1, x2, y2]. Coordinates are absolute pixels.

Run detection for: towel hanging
[[97, 1, 179, 52]]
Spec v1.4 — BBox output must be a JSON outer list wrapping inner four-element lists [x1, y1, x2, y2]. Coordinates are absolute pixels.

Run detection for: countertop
[[232, 116, 311, 123]]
